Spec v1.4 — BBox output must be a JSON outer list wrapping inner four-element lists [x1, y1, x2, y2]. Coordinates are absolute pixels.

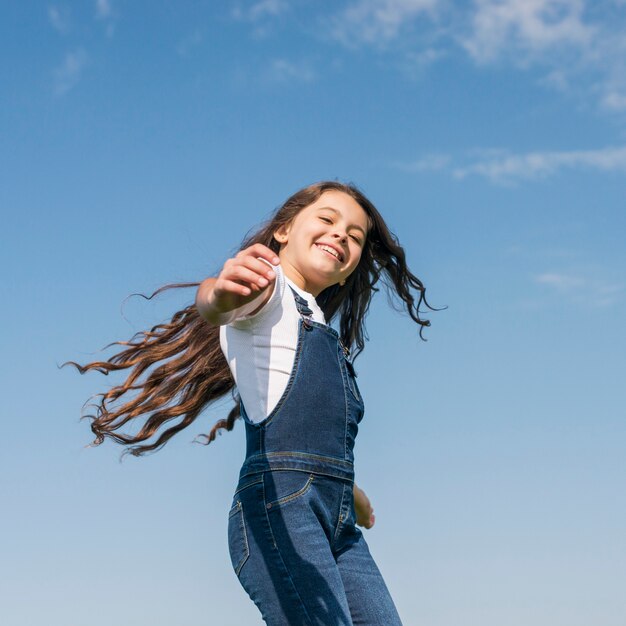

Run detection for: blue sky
[[2, 1, 625, 624]]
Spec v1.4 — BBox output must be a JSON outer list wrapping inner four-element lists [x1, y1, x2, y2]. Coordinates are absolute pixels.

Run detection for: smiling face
[[273, 190, 370, 296]]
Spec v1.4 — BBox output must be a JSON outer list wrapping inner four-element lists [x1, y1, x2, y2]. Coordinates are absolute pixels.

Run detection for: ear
[[273, 223, 290, 244]]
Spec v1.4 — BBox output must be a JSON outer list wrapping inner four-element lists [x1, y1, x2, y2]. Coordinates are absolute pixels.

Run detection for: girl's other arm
[[196, 244, 279, 326], [353, 483, 376, 529]]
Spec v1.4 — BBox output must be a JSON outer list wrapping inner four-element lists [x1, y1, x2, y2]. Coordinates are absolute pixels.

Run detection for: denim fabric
[[227, 288, 403, 625]]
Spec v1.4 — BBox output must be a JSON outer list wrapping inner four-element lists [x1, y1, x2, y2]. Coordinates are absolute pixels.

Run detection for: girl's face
[[274, 190, 369, 296]]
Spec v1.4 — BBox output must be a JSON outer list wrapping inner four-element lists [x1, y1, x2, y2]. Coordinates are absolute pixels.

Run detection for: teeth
[[317, 244, 341, 261]]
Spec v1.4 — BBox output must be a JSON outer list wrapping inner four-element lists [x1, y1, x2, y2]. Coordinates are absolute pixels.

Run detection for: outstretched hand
[[207, 243, 280, 316], [353, 484, 376, 529]]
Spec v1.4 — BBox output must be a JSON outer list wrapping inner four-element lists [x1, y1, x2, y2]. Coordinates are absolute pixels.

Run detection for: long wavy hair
[[63, 181, 437, 458]]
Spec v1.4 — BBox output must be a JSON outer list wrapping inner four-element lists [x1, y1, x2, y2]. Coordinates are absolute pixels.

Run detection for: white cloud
[[176, 30, 203, 57], [535, 271, 624, 306], [594, 32, 626, 112], [232, 0, 290, 21], [597, 282, 626, 299], [457, 1, 626, 114], [53, 49, 89, 96], [603, 91, 626, 111], [453, 145, 626, 183], [330, 1, 626, 115], [539, 68, 570, 91], [394, 144, 626, 184], [408, 46, 447, 66], [330, 0, 441, 46], [95, 0, 116, 36], [48, 5, 70, 34], [95, 0, 112, 19], [233, 1, 626, 114], [264, 58, 315, 82], [395, 153, 451, 171], [461, 0, 593, 64], [535, 272, 585, 291]]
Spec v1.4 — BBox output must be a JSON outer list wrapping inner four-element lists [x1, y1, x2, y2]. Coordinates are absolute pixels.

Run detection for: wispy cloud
[[330, 0, 441, 47], [264, 58, 315, 83], [603, 91, 626, 111], [52, 49, 89, 96], [451, 2, 626, 113], [394, 145, 626, 184], [232, 0, 290, 21], [535, 271, 625, 306], [238, 1, 626, 114], [176, 30, 204, 58], [48, 5, 71, 34], [453, 145, 626, 183], [395, 153, 451, 172], [460, 0, 594, 64], [95, 0, 112, 19], [535, 272, 586, 291], [95, 0, 116, 36], [405, 46, 447, 68]]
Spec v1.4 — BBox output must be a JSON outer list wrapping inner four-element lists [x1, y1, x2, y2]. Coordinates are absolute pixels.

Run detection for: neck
[[279, 258, 324, 297]]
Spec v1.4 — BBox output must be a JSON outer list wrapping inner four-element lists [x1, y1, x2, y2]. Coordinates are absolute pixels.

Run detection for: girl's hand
[[198, 244, 279, 323], [353, 484, 376, 529]]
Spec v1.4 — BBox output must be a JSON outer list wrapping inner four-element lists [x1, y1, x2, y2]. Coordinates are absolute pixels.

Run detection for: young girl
[[68, 181, 433, 625]]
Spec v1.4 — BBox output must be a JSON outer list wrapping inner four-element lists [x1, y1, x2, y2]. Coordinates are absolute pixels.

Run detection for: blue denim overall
[[227, 287, 403, 625]]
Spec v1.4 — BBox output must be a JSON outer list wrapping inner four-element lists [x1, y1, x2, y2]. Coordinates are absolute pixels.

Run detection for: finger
[[236, 255, 278, 281], [224, 264, 273, 289], [230, 256, 277, 285], [216, 279, 253, 297], [242, 243, 280, 266]]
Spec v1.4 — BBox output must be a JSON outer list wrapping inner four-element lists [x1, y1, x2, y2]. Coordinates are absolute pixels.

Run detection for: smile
[[315, 243, 344, 262]]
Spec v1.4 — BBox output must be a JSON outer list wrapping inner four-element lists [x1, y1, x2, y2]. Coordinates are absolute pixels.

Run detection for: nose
[[331, 231, 348, 243]]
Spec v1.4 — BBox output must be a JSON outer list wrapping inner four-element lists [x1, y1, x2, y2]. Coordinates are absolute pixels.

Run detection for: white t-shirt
[[219, 263, 327, 424]]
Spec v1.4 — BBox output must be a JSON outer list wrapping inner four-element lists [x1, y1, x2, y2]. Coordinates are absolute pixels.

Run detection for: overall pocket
[[263, 470, 315, 511], [227, 500, 250, 577]]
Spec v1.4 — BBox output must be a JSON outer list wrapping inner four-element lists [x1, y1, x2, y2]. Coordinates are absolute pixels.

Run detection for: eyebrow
[[316, 207, 368, 235]]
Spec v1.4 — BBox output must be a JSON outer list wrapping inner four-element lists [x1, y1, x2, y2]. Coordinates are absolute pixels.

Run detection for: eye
[[350, 235, 362, 245], [319, 216, 332, 224]]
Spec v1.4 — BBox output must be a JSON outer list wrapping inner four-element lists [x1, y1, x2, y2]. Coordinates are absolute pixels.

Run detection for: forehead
[[303, 191, 369, 228]]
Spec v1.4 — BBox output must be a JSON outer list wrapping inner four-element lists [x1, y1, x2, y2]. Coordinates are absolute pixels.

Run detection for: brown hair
[[63, 181, 437, 458]]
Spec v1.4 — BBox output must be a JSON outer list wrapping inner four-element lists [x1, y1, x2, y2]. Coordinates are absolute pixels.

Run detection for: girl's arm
[[353, 483, 376, 529], [196, 244, 280, 326]]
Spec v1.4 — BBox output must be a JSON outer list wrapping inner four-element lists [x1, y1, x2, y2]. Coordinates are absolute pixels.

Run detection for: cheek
[[300, 224, 320, 243], [349, 247, 363, 268]]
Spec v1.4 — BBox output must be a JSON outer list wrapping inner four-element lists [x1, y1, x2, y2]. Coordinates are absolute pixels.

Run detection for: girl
[[67, 181, 433, 625]]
